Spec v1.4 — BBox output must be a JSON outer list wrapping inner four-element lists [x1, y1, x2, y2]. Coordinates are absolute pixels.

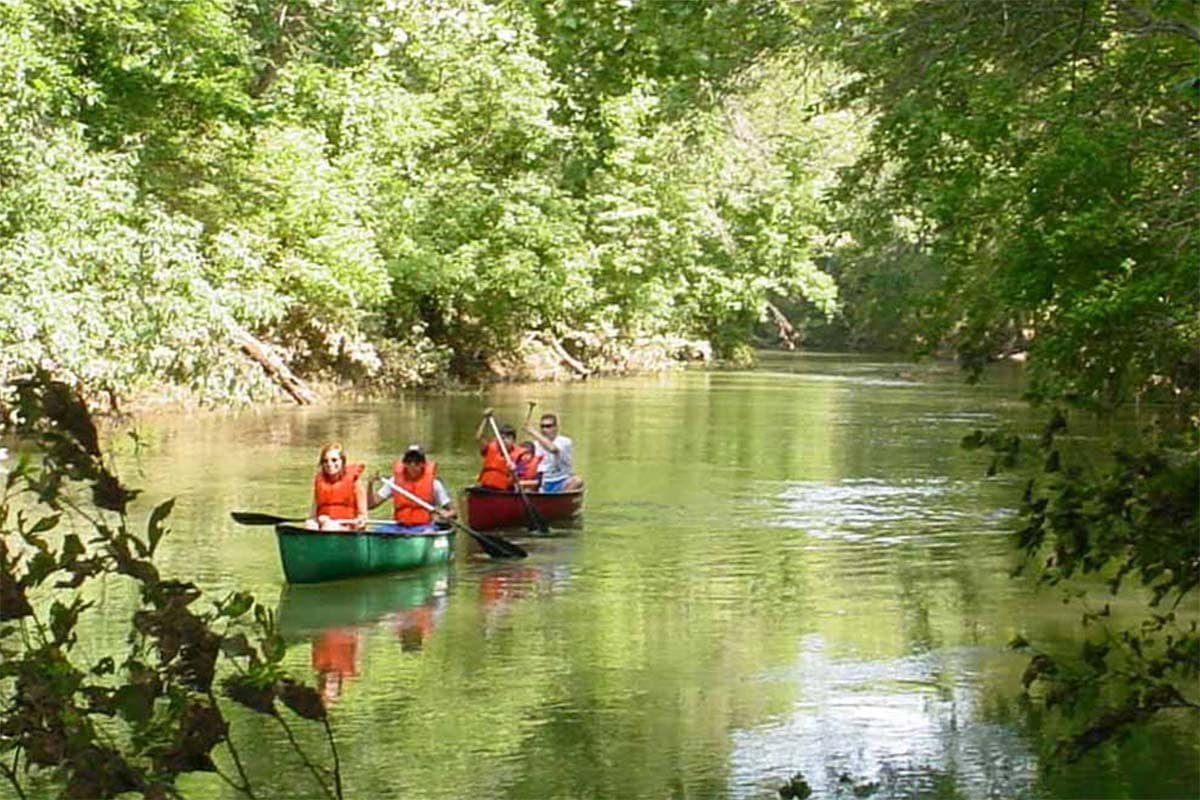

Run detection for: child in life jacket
[[514, 442, 542, 491]]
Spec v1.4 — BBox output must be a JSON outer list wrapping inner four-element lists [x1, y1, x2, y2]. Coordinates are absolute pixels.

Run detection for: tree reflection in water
[[728, 635, 1037, 799]]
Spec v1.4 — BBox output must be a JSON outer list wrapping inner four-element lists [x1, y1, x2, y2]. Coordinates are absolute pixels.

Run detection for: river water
[[15, 353, 1199, 799]]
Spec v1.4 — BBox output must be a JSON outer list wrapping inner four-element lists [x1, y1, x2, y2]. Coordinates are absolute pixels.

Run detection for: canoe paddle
[[230, 511, 307, 526], [380, 477, 527, 559], [486, 413, 550, 534], [229, 512, 385, 531]]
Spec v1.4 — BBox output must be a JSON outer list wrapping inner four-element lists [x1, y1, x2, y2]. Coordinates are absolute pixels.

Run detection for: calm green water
[[14, 353, 1199, 799]]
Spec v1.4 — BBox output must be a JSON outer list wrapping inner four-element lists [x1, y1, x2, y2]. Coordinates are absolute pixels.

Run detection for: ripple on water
[[729, 636, 1039, 800], [756, 478, 1016, 545]]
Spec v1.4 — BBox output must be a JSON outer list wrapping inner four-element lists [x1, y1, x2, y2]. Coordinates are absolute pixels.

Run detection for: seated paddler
[[368, 444, 456, 531], [524, 412, 583, 492], [514, 441, 542, 491], [306, 442, 367, 531]]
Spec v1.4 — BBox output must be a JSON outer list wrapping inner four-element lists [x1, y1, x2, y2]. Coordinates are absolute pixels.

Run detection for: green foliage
[[0, 375, 341, 798], [518, 0, 797, 181], [810, 0, 1200, 766], [965, 412, 1199, 761], [812, 0, 1199, 404], [1, 0, 849, 399]]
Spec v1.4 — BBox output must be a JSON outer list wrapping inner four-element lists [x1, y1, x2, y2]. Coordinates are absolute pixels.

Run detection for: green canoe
[[274, 522, 455, 584]]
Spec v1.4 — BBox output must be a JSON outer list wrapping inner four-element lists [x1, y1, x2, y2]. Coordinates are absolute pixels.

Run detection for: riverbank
[[105, 331, 715, 421]]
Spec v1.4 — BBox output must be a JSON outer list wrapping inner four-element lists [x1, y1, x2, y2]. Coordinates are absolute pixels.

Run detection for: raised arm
[[475, 407, 495, 446], [523, 423, 559, 452]]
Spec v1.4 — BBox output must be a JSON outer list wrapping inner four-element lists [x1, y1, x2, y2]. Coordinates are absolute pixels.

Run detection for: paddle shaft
[[486, 414, 549, 533], [232, 511, 401, 531], [380, 477, 526, 559]]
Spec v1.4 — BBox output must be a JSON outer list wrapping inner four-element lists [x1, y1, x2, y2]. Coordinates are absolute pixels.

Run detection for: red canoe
[[463, 486, 584, 531]]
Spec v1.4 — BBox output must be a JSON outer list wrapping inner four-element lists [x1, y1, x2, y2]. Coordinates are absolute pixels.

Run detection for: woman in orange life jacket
[[474, 408, 522, 490], [367, 444, 456, 532], [514, 441, 542, 491], [306, 442, 367, 531]]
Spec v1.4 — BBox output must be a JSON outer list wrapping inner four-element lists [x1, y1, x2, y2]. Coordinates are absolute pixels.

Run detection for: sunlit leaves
[[1, 0, 843, 395]]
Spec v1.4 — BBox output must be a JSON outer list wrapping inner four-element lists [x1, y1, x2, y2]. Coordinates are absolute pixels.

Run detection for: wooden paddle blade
[[230, 511, 304, 526]]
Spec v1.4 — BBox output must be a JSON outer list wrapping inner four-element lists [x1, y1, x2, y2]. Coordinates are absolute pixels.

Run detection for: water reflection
[[765, 478, 1013, 541], [730, 636, 1038, 799], [478, 560, 573, 637], [311, 627, 361, 705], [276, 566, 451, 703], [103, 355, 1196, 799]]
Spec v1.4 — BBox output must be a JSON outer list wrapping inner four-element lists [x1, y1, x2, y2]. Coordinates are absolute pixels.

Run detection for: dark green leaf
[[29, 514, 61, 534], [222, 674, 277, 716], [146, 498, 175, 557], [277, 679, 327, 721]]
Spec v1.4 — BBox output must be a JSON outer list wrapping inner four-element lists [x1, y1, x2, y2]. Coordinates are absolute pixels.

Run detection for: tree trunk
[[765, 301, 801, 350], [545, 335, 592, 378], [228, 321, 319, 405]]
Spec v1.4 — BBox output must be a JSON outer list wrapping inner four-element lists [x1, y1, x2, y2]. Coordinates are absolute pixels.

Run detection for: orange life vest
[[477, 440, 520, 490], [313, 463, 364, 519], [391, 460, 437, 526], [515, 452, 542, 481]]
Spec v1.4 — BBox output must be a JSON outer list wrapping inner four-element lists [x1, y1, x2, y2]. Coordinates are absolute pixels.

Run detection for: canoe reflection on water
[[276, 566, 451, 704], [479, 561, 573, 637]]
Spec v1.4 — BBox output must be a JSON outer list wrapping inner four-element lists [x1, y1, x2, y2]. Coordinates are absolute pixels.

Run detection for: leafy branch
[[0, 373, 342, 799], [964, 409, 1199, 762]]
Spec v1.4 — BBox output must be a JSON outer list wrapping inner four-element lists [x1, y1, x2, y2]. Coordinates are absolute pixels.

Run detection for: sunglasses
[[540, 423, 556, 429]]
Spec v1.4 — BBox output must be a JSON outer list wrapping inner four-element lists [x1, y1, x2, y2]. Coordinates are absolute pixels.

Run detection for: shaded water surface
[[29, 354, 1200, 799]]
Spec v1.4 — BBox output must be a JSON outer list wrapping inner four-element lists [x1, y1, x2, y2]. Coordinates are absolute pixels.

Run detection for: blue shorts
[[541, 476, 568, 493]]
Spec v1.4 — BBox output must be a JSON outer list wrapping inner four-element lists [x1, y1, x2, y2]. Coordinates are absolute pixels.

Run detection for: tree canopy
[[806, 0, 1198, 410], [1, 0, 843, 405]]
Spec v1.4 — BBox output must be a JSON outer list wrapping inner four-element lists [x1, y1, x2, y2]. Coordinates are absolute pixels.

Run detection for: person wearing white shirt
[[523, 413, 583, 492]]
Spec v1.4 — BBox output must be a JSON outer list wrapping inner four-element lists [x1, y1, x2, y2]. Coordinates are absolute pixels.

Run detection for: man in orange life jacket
[[475, 409, 522, 490], [368, 444, 456, 531]]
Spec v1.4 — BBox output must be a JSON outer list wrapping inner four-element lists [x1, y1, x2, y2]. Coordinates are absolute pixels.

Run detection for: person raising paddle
[[475, 409, 522, 490], [306, 443, 368, 530], [524, 412, 583, 493]]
